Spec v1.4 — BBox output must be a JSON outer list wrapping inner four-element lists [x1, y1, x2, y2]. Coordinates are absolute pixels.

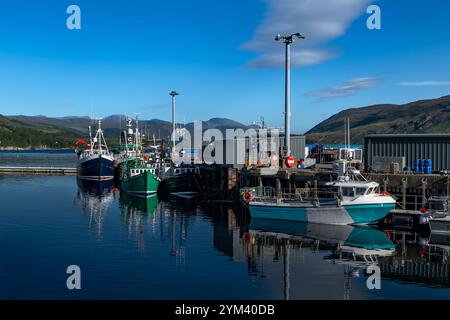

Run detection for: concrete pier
[[366, 173, 450, 210], [0, 166, 77, 175]]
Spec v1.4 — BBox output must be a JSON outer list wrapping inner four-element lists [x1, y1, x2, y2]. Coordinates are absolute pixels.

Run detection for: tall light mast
[[170, 90, 179, 152], [274, 33, 305, 157]]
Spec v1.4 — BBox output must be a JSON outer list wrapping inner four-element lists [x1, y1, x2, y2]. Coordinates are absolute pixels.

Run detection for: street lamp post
[[169, 90, 179, 151], [275, 33, 304, 157]]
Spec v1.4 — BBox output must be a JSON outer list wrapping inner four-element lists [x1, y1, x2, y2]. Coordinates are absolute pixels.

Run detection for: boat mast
[[101, 120, 109, 154], [126, 117, 133, 156], [97, 119, 102, 153], [134, 114, 141, 157], [344, 118, 347, 160], [92, 119, 109, 154], [88, 125, 93, 153], [347, 118, 351, 154]]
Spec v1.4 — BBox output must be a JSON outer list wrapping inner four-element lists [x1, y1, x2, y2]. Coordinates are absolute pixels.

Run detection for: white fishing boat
[[242, 168, 396, 226], [427, 196, 450, 234]]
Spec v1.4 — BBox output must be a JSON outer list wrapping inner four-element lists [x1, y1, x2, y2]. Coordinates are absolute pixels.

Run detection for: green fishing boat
[[120, 157, 160, 197]]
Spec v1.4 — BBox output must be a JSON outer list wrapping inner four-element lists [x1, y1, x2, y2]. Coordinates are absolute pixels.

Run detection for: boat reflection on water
[[427, 234, 450, 268], [429, 233, 450, 248], [75, 178, 117, 238], [119, 192, 159, 252], [428, 233, 450, 266], [245, 219, 395, 299], [119, 192, 159, 216], [77, 178, 115, 196], [249, 218, 396, 258]]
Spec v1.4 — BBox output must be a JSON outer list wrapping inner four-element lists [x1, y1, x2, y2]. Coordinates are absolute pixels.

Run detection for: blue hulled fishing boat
[[76, 119, 115, 181]]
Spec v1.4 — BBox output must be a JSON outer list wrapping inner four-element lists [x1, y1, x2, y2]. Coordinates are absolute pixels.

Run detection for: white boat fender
[[419, 214, 429, 225]]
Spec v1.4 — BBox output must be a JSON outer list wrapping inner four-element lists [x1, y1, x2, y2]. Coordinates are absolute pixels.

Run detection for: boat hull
[[121, 171, 160, 197], [159, 173, 200, 199], [248, 202, 396, 225], [77, 154, 115, 181]]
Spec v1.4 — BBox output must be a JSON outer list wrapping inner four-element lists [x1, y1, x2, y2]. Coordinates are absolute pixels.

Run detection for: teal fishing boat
[[242, 167, 396, 225]]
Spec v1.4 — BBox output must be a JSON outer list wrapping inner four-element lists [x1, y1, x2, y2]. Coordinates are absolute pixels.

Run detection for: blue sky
[[0, 0, 449, 133]]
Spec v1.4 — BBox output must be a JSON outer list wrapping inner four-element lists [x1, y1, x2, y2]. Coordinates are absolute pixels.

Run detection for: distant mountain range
[[306, 95, 450, 144], [1, 94, 449, 148], [0, 115, 252, 149]]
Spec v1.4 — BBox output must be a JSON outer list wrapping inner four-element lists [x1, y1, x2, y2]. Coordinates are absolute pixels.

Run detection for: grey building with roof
[[364, 134, 450, 172]]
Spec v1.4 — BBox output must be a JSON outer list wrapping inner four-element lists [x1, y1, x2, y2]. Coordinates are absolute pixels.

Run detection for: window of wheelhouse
[[341, 187, 354, 197], [355, 188, 366, 196], [428, 200, 447, 211], [366, 187, 375, 194]]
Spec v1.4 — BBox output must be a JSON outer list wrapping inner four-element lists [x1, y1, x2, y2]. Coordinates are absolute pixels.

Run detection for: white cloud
[[242, 0, 372, 68], [398, 81, 450, 86], [306, 77, 381, 99], [246, 48, 338, 68]]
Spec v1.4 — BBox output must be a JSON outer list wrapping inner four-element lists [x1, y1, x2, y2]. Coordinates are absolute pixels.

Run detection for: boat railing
[[281, 188, 338, 202], [240, 186, 275, 200], [241, 186, 339, 203], [427, 196, 450, 218]]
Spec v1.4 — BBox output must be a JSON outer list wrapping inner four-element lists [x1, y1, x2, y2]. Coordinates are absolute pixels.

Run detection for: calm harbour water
[[0, 150, 77, 167], [1, 152, 450, 300]]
